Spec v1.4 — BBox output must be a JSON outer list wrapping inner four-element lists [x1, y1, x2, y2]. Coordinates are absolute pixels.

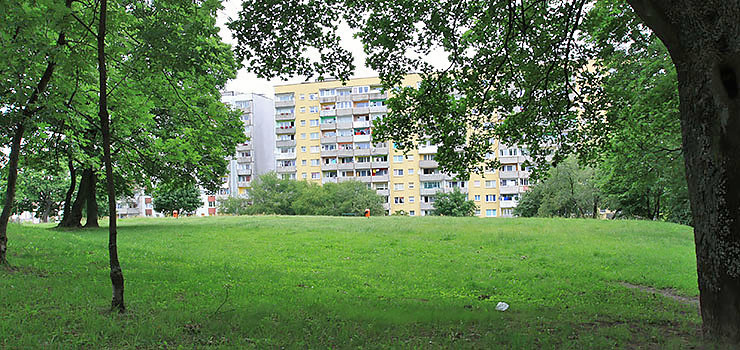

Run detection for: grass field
[[0, 216, 706, 349]]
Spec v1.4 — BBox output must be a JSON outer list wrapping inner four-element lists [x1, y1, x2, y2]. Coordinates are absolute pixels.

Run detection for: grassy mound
[[0, 216, 702, 348]]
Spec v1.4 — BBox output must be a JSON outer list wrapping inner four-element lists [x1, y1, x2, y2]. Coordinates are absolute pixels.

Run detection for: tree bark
[[83, 171, 99, 228], [59, 168, 90, 228], [0, 124, 25, 265], [98, 0, 125, 312], [627, 0, 740, 342], [60, 159, 77, 224]]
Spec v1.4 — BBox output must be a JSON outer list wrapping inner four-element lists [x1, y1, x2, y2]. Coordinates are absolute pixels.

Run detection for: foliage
[[1, 217, 705, 348], [152, 182, 202, 216], [217, 196, 251, 216], [431, 188, 477, 217], [246, 172, 306, 215], [15, 167, 69, 222], [514, 157, 601, 218]]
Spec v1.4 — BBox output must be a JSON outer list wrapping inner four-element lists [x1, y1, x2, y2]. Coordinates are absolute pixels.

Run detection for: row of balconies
[[276, 126, 295, 135], [319, 120, 372, 130], [237, 181, 251, 188], [236, 156, 252, 163], [276, 165, 296, 173], [276, 139, 296, 148], [276, 153, 296, 160], [275, 112, 295, 121], [275, 100, 295, 108], [319, 161, 389, 171], [318, 92, 387, 104], [321, 174, 390, 184], [320, 134, 372, 144], [236, 144, 251, 151], [236, 168, 252, 176], [319, 106, 387, 116], [322, 147, 389, 157]]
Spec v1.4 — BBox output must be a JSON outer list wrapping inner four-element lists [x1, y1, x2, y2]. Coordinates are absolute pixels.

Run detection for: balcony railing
[[275, 126, 295, 135], [275, 100, 295, 108]]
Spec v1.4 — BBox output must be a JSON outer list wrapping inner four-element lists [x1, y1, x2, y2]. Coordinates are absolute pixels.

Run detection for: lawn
[[0, 216, 706, 349]]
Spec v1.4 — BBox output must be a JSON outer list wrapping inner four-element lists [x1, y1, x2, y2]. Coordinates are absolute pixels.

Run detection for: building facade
[[273, 76, 532, 217]]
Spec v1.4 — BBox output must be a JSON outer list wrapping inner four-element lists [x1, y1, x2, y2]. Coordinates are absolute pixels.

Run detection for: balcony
[[354, 148, 371, 156], [336, 108, 353, 116], [382, 203, 390, 210], [499, 170, 519, 179], [321, 149, 337, 157], [321, 136, 337, 144], [444, 187, 468, 194], [336, 94, 352, 102], [351, 93, 369, 101], [420, 202, 435, 211], [499, 185, 519, 194], [371, 174, 389, 182], [322, 177, 338, 184], [320, 123, 337, 131], [337, 176, 355, 183], [420, 187, 442, 196], [371, 147, 389, 155], [368, 91, 387, 100], [354, 134, 371, 143], [276, 165, 296, 173], [418, 145, 438, 154], [338, 162, 354, 170], [353, 120, 371, 128], [237, 169, 252, 176], [419, 173, 445, 182], [376, 189, 389, 196], [321, 163, 338, 171], [519, 170, 531, 179], [237, 181, 251, 188], [236, 156, 252, 163], [275, 113, 295, 121], [276, 126, 295, 135], [236, 144, 251, 151], [319, 109, 336, 117], [499, 156, 519, 164], [275, 139, 296, 148], [276, 153, 296, 160], [369, 106, 387, 113], [337, 148, 354, 157], [319, 95, 336, 103], [371, 161, 389, 168], [419, 160, 439, 168], [355, 162, 372, 170], [352, 107, 370, 115], [275, 100, 295, 108], [337, 121, 353, 129], [499, 200, 519, 209], [337, 135, 353, 143], [519, 185, 531, 192], [355, 176, 371, 183]]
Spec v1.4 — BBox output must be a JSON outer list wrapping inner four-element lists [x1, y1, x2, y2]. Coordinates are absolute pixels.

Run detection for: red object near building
[[145, 209, 152, 216], [144, 197, 152, 204], [208, 208, 216, 215]]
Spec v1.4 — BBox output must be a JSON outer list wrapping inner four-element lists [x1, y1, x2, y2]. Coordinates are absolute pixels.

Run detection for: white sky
[[216, 0, 379, 98]]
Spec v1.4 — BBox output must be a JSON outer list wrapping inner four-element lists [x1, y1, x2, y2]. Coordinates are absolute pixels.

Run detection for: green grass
[[0, 216, 706, 349]]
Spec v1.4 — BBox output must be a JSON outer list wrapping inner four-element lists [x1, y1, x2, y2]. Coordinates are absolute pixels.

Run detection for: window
[[485, 180, 497, 188], [310, 132, 319, 139], [393, 155, 404, 163], [409, 196, 415, 203], [352, 86, 370, 94], [299, 94, 305, 100], [475, 209, 481, 216], [310, 146, 320, 153], [502, 165, 515, 172], [406, 155, 414, 160], [393, 169, 404, 176], [502, 208, 513, 216], [374, 183, 388, 190], [394, 183, 404, 190], [301, 133, 306, 139], [423, 181, 440, 189], [409, 210, 415, 216], [394, 197, 405, 204], [521, 178, 529, 186], [474, 195, 481, 201], [309, 93, 317, 100], [423, 154, 435, 161], [311, 159, 320, 166], [357, 169, 371, 176], [486, 195, 496, 202], [300, 120, 306, 126], [309, 106, 319, 113], [408, 182, 415, 189], [311, 172, 320, 179], [408, 169, 414, 175], [310, 119, 319, 126], [337, 101, 352, 109], [501, 179, 518, 186], [302, 172, 307, 179], [301, 146, 306, 152], [301, 160, 307, 165], [356, 156, 371, 163], [208, 201, 216, 208], [474, 180, 481, 187], [300, 107, 306, 113], [486, 209, 497, 217]]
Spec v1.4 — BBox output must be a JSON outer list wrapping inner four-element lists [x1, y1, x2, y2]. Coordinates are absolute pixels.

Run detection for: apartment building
[[273, 76, 532, 217]]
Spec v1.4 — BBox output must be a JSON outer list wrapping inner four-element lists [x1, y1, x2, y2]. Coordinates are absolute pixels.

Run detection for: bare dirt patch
[[619, 282, 699, 307]]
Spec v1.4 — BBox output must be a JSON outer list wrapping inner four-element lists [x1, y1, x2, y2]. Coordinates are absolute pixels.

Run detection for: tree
[[15, 167, 68, 223], [514, 157, 601, 218], [152, 182, 203, 216], [431, 188, 477, 217], [228, 0, 740, 340], [217, 196, 251, 216], [324, 181, 384, 216], [246, 172, 306, 215]]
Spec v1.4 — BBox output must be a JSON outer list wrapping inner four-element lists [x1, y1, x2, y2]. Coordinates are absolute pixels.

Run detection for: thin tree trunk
[[60, 159, 77, 223], [59, 168, 90, 228], [84, 171, 99, 228], [0, 123, 25, 265], [98, 0, 125, 312]]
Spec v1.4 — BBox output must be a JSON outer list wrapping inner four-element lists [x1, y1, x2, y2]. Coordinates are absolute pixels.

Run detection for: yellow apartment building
[[273, 75, 531, 217]]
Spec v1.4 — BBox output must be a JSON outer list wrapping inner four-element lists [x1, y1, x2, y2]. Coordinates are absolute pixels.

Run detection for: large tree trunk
[[59, 168, 91, 228], [627, 0, 740, 342], [0, 124, 25, 265], [98, 0, 125, 312], [83, 171, 99, 228]]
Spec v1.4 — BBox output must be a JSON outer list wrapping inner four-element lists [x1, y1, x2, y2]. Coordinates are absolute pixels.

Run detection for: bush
[[431, 188, 477, 216]]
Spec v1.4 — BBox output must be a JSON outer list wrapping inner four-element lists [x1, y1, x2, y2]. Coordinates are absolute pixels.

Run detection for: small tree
[[246, 172, 305, 215], [326, 181, 385, 216], [432, 188, 477, 217], [152, 182, 202, 216], [217, 196, 250, 216]]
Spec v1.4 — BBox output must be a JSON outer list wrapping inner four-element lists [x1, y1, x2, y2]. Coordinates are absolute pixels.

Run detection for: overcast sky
[[216, 0, 378, 98]]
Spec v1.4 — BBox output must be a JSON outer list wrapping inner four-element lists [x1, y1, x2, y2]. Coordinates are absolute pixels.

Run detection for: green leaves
[[152, 182, 203, 216], [431, 188, 477, 217]]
